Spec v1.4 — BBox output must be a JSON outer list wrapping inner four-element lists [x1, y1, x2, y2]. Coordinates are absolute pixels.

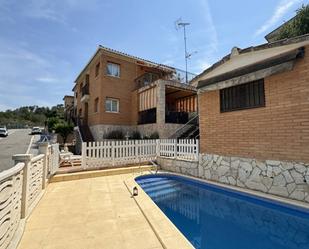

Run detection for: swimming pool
[[136, 174, 309, 249]]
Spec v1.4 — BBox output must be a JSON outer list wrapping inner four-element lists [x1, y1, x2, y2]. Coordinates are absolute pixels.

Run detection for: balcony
[[166, 68, 197, 85], [135, 69, 197, 90], [81, 82, 89, 103], [135, 72, 160, 89], [138, 108, 156, 125]]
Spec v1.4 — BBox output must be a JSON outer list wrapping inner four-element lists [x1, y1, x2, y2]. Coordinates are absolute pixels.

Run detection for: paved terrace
[[18, 173, 163, 249]]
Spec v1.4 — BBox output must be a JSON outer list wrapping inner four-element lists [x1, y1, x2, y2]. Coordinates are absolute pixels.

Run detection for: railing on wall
[[0, 142, 59, 249], [82, 139, 199, 168], [138, 108, 156, 125]]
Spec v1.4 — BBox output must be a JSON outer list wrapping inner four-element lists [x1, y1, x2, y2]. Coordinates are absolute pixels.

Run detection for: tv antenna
[[175, 18, 196, 83]]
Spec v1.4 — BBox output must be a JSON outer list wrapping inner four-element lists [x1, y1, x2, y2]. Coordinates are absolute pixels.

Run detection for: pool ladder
[[149, 160, 159, 174]]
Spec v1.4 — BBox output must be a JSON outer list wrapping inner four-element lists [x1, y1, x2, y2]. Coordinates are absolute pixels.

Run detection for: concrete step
[[50, 165, 156, 183]]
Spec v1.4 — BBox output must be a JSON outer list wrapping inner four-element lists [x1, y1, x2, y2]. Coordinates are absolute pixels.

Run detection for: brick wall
[[199, 45, 309, 162], [75, 50, 149, 127]]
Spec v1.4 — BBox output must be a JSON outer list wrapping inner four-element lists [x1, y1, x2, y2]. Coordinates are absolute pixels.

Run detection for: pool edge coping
[[124, 172, 195, 249]]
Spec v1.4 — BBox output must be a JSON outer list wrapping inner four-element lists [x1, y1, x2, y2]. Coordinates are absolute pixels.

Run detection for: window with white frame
[[106, 62, 120, 77], [105, 98, 119, 113]]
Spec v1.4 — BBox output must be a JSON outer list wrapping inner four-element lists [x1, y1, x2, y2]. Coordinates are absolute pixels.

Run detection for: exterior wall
[[131, 90, 138, 125], [75, 50, 149, 127], [157, 157, 198, 177], [137, 123, 183, 138], [198, 153, 309, 203], [90, 123, 184, 140], [156, 154, 309, 203], [199, 45, 309, 163], [89, 124, 135, 141]]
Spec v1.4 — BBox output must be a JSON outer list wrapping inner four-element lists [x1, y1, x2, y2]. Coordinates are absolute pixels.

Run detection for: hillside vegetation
[[0, 105, 64, 129]]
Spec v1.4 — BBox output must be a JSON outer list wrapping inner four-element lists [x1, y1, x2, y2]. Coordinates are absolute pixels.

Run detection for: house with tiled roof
[[68, 46, 198, 144]]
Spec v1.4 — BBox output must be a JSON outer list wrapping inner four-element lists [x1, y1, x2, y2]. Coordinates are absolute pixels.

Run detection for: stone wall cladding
[[90, 123, 184, 140], [199, 153, 309, 203], [138, 123, 183, 138], [157, 156, 198, 177], [90, 124, 134, 141]]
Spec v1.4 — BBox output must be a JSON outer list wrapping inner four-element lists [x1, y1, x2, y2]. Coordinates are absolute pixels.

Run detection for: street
[[0, 129, 35, 172]]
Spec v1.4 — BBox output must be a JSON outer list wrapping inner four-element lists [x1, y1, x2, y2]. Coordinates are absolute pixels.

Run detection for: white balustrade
[[0, 163, 24, 249], [0, 142, 60, 249]]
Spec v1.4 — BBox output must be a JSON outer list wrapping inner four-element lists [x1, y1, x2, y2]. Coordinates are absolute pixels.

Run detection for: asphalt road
[[0, 129, 36, 172]]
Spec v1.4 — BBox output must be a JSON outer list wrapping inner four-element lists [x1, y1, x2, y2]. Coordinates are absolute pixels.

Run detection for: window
[[106, 62, 120, 77], [95, 63, 100, 77], [94, 98, 99, 113], [220, 79, 265, 112], [105, 98, 119, 113]]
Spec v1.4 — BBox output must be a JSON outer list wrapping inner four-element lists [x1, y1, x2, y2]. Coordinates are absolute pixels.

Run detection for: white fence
[[82, 139, 198, 169], [160, 139, 199, 161], [0, 142, 59, 249]]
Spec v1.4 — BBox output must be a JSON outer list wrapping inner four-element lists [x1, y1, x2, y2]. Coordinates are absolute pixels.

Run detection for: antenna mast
[[176, 19, 190, 83]]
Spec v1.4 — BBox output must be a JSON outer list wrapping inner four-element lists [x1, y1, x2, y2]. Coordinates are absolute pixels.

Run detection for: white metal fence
[[0, 142, 59, 249], [82, 139, 198, 169]]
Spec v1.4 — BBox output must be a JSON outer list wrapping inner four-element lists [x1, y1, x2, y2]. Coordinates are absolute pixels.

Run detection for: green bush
[[149, 131, 159, 139], [47, 117, 61, 132], [130, 131, 141, 140], [104, 130, 125, 140], [54, 122, 73, 144]]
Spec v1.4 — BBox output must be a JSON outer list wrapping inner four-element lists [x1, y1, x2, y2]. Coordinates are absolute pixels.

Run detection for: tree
[[47, 117, 60, 132], [54, 122, 73, 144], [276, 4, 309, 41]]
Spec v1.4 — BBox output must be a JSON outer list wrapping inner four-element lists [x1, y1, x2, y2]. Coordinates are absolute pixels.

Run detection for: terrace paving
[[17, 173, 163, 249]]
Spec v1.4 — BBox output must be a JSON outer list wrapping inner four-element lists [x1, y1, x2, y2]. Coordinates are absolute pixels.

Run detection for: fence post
[[196, 139, 199, 161], [111, 141, 115, 166], [12, 154, 32, 219], [81, 142, 87, 169], [156, 139, 160, 158], [174, 139, 177, 159], [38, 142, 49, 189]]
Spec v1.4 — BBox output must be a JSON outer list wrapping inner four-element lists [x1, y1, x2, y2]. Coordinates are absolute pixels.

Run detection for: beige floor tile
[[17, 173, 164, 249]]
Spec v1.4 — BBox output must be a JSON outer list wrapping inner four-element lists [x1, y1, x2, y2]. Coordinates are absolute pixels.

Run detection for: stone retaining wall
[[156, 153, 309, 203], [157, 156, 198, 177], [199, 154, 309, 203]]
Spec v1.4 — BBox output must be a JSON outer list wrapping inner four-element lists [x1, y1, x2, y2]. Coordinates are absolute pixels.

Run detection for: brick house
[[63, 95, 74, 122], [70, 46, 198, 141], [192, 35, 309, 201]]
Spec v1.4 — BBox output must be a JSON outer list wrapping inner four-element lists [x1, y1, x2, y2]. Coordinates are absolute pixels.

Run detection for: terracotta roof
[[194, 34, 309, 89], [74, 46, 175, 83]]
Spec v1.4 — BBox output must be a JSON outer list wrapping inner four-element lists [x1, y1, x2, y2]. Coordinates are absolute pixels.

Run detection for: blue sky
[[0, 0, 307, 110]]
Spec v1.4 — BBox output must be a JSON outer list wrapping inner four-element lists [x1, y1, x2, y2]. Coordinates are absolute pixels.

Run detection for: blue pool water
[[136, 174, 309, 249]]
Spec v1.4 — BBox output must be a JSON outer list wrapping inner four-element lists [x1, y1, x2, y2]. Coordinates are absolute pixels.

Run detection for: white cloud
[[254, 0, 301, 36], [198, 0, 218, 52], [187, 0, 218, 74], [0, 39, 72, 109], [36, 77, 59, 83]]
